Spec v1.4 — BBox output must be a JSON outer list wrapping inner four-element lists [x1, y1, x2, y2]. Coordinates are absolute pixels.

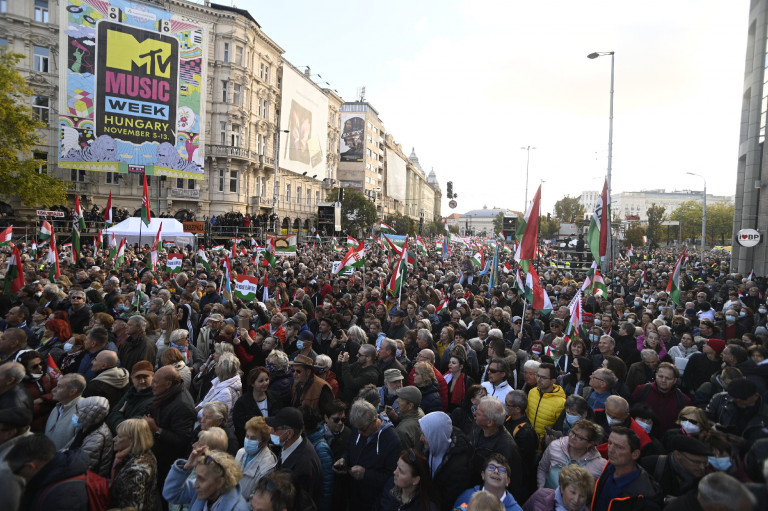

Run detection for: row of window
[[221, 42, 271, 84], [220, 81, 271, 116], [0, 0, 49, 20]]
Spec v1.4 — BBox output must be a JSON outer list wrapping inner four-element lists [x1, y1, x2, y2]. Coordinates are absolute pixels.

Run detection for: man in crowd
[[527, 362, 566, 442], [44, 373, 86, 449], [105, 360, 155, 433], [82, 349, 129, 409], [632, 362, 691, 433]]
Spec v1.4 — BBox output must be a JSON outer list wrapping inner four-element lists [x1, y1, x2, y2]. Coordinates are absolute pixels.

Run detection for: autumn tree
[[0, 51, 68, 206], [625, 224, 646, 248], [326, 187, 377, 237], [493, 211, 505, 235], [539, 215, 560, 239], [646, 203, 666, 249], [554, 195, 585, 222], [669, 200, 734, 245]]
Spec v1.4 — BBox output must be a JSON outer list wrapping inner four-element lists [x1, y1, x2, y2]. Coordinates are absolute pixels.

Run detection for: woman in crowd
[[667, 331, 699, 364], [163, 446, 249, 511], [156, 311, 181, 353], [380, 449, 439, 511], [66, 396, 114, 477], [561, 356, 593, 398], [161, 347, 192, 391], [195, 400, 239, 455], [537, 419, 604, 489], [436, 325, 454, 360], [523, 464, 594, 511], [196, 352, 242, 424], [19, 350, 56, 432], [557, 338, 586, 377], [110, 418, 158, 510], [454, 453, 524, 511], [36, 317, 70, 365], [662, 405, 711, 450], [59, 333, 87, 374], [413, 361, 443, 413], [641, 330, 669, 362], [601, 356, 632, 400], [232, 366, 281, 444], [444, 345, 474, 413], [235, 416, 277, 503], [266, 348, 293, 408], [194, 342, 236, 402], [450, 384, 487, 435], [314, 354, 340, 398]]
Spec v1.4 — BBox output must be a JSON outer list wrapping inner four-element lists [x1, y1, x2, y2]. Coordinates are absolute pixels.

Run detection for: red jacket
[[596, 417, 653, 459]]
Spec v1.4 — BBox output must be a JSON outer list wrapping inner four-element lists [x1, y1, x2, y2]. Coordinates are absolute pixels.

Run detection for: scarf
[[153, 382, 182, 407], [449, 373, 466, 407]]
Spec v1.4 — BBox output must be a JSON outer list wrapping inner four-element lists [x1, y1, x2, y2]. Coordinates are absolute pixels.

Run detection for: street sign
[[737, 229, 761, 247], [449, 200, 457, 209], [36, 210, 65, 217]]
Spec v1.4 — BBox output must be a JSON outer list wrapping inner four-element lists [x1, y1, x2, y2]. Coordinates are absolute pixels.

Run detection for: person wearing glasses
[[66, 291, 91, 334], [454, 453, 524, 511], [163, 444, 249, 511], [537, 419, 605, 490], [338, 343, 380, 403], [526, 363, 566, 444]]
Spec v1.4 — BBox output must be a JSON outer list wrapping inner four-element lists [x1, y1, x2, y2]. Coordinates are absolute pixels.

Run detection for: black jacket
[[232, 390, 282, 444], [469, 425, 524, 502], [20, 449, 90, 511], [282, 435, 323, 508], [432, 427, 473, 511], [0, 384, 33, 412], [149, 383, 196, 481], [342, 420, 402, 510], [117, 334, 157, 374]]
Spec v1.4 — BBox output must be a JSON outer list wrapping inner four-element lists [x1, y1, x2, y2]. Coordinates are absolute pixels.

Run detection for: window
[[221, 81, 228, 103], [32, 96, 49, 123], [285, 184, 291, 203], [34, 152, 47, 175], [177, 178, 184, 188], [71, 169, 85, 182], [307, 189, 312, 205], [315, 191, 320, 205], [233, 83, 241, 105], [223, 42, 229, 62], [34, 0, 48, 22], [187, 179, 195, 190], [297, 187, 302, 204], [219, 121, 227, 145], [230, 170, 238, 193], [0, 38, 6, 47], [218, 168, 225, 192], [260, 63, 270, 84], [261, 177, 266, 196], [0, 1, 6, 14], [236, 46, 243, 65], [230, 124, 240, 147], [34, 46, 49, 72]]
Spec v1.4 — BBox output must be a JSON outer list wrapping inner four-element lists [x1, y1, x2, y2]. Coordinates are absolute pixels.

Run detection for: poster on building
[[58, 0, 205, 179], [385, 149, 407, 202], [268, 234, 297, 256], [340, 112, 364, 162], [278, 66, 329, 174]]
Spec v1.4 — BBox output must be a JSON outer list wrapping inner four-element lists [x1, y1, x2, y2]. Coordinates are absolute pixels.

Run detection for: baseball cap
[[395, 386, 422, 406], [265, 407, 304, 430]]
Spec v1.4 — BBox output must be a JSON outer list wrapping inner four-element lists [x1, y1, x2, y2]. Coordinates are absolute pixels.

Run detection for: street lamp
[[521, 146, 536, 206], [588, 51, 614, 275], [686, 172, 707, 256], [272, 129, 289, 232]]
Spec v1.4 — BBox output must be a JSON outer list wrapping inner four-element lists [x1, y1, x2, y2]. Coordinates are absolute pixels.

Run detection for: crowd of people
[[0, 234, 766, 511]]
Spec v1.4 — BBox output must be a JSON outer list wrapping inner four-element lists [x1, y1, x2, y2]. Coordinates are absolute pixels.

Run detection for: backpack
[[38, 470, 110, 511]]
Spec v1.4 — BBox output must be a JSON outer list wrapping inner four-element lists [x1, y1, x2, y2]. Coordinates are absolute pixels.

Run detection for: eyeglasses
[[487, 368, 502, 374], [569, 430, 590, 442], [70, 296, 84, 300], [330, 416, 344, 423], [486, 464, 507, 474], [536, 374, 552, 380], [590, 375, 606, 383]]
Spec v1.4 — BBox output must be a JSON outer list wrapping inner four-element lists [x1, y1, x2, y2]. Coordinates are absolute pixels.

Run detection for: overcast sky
[[238, 0, 749, 215]]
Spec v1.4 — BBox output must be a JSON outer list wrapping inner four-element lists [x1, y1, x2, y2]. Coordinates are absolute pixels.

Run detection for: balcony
[[169, 188, 201, 199], [251, 196, 273, 207], [70, 182, 88, 192], [207, 144, 251, 160]]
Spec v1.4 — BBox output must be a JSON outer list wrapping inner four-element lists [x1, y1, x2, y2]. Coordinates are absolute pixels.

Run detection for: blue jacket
[[163, 459, 250, 511], [453, 485, 523, 511], [307, 425, 334, 511], [343, 419, 402, 510]]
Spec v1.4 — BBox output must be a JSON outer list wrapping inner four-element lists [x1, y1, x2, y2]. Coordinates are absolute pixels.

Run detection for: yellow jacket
[[526, 384, 566, 442]]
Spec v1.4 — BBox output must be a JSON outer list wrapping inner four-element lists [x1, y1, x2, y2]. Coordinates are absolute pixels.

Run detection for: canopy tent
[[103, 217, 196, 247]]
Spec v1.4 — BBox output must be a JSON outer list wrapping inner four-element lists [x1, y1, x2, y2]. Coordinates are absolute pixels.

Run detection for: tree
[[646, 203, 666, 249], [326, 187, 377, 237], [539, 215, 559, 239], [449, 224, 459, 234], [669, 200, 702, 242], [0, 51, 68, 206], [554, 195, 585, 222], [424, 219, 445, 237], [385, 212, 415, 236], [625, 224, 646, 249], [707, 201, 734, 246], [493, 211, 504, 235]]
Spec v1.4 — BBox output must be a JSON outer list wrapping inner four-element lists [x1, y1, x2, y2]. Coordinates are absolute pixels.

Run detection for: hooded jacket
[[197, 374, 243, 423], [526, 384, 567, 442], [83, 366, 129, 410], [343, 418, 402, 509], [419, 412, 473, 511], [66, 395, 114, 477]]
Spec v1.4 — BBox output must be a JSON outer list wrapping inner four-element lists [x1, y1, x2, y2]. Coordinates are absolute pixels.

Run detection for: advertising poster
[[58, 0, 205, 179], [268, 234, 297, 256], [340, 112, 365, 162], [279, 66, 329, 174]]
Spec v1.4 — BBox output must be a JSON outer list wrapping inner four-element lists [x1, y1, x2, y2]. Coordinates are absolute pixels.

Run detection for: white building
[[579, 189, 733, 223]]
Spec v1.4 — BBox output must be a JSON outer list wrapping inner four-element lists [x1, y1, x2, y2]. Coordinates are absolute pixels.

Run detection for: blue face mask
[[244, 438, 260, 455], [266, 363, 276, 372], [708, 456, 732, 471], [635, 419, 652, 434], [296, 340, 304, 350], [634, 301, 641, 307], [566, 413, 581, 426], [726, 315, 736, 323], [396, 349, 403, 358], [71, 414, 82, 429], [739, 311, 746, 318], [270, 433, 284, 446], [589, 334, 599, 343], [63, 342, 74, 353]]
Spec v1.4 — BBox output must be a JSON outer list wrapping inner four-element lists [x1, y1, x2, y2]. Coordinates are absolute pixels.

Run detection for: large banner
[[339, 112, 365, 162], [269, 234, 297, 256], [385, 149, 407, 201], [58, 0, 205, 179], [279, 66, 329, 175]]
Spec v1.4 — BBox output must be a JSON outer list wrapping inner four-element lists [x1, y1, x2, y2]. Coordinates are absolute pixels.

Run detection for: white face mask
[[606, 416, 623, 427], [635, 419, 652, 434], [681, 420, 700, 435]]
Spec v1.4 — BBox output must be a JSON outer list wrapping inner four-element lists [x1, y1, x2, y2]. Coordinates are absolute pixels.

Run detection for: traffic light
[[446, 181, 453, 199]]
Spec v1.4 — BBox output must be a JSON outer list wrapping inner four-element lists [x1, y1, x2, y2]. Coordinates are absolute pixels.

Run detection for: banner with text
[[166, 253, 183, 273], [234, 275, 259, 301]]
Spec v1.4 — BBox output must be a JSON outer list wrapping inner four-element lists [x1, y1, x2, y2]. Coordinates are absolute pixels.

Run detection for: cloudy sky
[[239, 0, 749, 215]]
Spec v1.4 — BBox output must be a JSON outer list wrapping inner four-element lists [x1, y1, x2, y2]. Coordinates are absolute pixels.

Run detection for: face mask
[[395, 349, 403, 358], [594, 319, 602, 326], [71, 414, 82, 429], [739, 311, 746, 318], [708, 456, 732, 471], [244, 438, 260, 455], [726, 316, 736, 323], [270, 433, 284, 446], [566, 413, 581, 426], [30, 373, 44, 380], [634, 301, 641, 307], [63, 342, 74, 353], [589, 334, 599, 343], [759, 308, 767, 315], [623, 311, 629, 317], [316, 367, 327, 375], [296, 340, 304, 350], [554, 291, 559, 295], [681, 420, 700, 435], [628, 318, 635, 324], [265, 363, 276, 372], [606, 416, 623, 427], [635, 419, 652, 434]]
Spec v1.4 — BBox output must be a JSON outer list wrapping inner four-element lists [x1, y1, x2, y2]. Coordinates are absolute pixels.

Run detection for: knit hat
[[706, 338, 726, 355], [131, 360, 154, 376]]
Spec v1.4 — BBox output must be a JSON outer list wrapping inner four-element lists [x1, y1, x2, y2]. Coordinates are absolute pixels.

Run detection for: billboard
[[58, 0, 205, 179], [279, 66, 329, 175], [340, 112, 365, 162], [385, 149, 407, 201]]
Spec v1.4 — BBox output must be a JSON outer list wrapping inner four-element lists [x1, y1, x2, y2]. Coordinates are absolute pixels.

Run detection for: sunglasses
[[330, 416, 344, 423], [202, 454, 224, 472]]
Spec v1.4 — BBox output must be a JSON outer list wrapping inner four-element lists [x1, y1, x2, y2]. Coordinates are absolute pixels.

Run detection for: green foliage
[[625, 224, 646, 248], [493, 211, 505, 235], [326, 187, 377, 237], [646, 203, 666, 249], [539, 215, 559, 239], [385, 212, 416, 236], [554, 195, 585, 222], [448, 224, 459, 234], [669, 200, 734, 246], [423, 220, 445, 236], [0, 51, 68, 207]]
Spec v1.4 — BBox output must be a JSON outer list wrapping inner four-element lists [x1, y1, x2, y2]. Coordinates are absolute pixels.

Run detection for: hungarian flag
[[108, 232, 116, 249], [563, 291, 583, 345], [380, 221, 396, 234], [502, 244, 512, 254], [503, 262, 513, 274], [132, 286, 147, 311], [94, 230, 102, 253], [3, 245, 24, 296], [47, 230, 60, 280], [347, 235, 358, 248], [141, 174, 151, 227], [582, 262, 608, 296], [666, 247, 687, 306], [471, 251, 483, 268], [435, 297, 449, 313], [416, 236, 428, 255], [388, 236, 409, 297], [334, 241, 366, 274], [515, 184, 541, 266], [166, 253, 183, 274], [114, 238, 126, 266], [74, 195, 86, 232], [149, 223, 162, 270], [639, 268, 646, 287], [30, 238, 37, 260], [234, 274, 260, 301], [220, 256, 233, 302], [104, 190, 113, 226], [0, 225, 12, 246], [39, 221, 52, 244], [587, 178, 609, 264], [263, 237, 276, 267], [331, 237, 343, 253], [262, 271, 270, 302], [211, 245, 226, 253], [627, 245, 636, 267], [197, 246, 211, 272]]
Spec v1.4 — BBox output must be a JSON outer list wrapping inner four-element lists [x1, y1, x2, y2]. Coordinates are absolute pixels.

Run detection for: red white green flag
[[47, 230, 60, 280], [94, 230, 102, 253], [150, 223, 163, 270], [263, 237, 276, 267], [197, 246, 211, 272], [74, 195, 86, 232], [334, 241, 366, 275], [141, 175, 151, 227], [387, 236, 409, 298], [114, 238, 126, 266], [3, 245, 24, 296], [0, 225, 12, 246], [416, 236, 428, 255], [234, 274, 260, 301], [347, 235, 358, 248], [39, 221, 52, 244], [104, 190, 113, 226], [515, 185, 541, 266], [666, 247, 687, 306], [587, 178, 609, 264], [380, 221, 396, 234]]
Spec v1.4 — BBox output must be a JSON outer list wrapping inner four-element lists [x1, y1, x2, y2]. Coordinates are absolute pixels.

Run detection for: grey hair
[[640, 349, 659, 362], [43, 283, 60, 295], [60, 373, 87, 396], [214, 342, 235, 356], [128, 315, 148, 333], [267, 349, 289, 371], [523, 360, 541, 371], [315, 354, 332, 370], [346, 325, 367, 344], [157, 289, 171, 300], [417, 328, 433, 343], [202, 400, 229, 423], [149, 297, 164, 309], [169, 329, 190, 343], [349, 399, 377, 429], [479, 396, 506, 425], [215, 352, 241, 380], [564, 394, 591, 416], [506, 389, 527, 409], [657, 325, 671, 335], [2, 362, 25, 384], [356, 384, 380, 408], [488, 328, 503, 340], [594, 368, 617, 389], [600, 335, 615, 346], [477, 323, 491, 331], [697, 472, 756, 509]]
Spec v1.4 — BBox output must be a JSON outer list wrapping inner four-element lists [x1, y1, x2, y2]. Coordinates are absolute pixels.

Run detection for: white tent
[[103, 217, 196, 247]]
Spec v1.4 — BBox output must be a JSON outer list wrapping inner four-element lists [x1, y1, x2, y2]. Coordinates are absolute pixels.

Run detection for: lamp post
[[272, 129, 289, 232], [686, 172, 707, 256], [521, 146, 536, 206], [588, 51, 614, 275]]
